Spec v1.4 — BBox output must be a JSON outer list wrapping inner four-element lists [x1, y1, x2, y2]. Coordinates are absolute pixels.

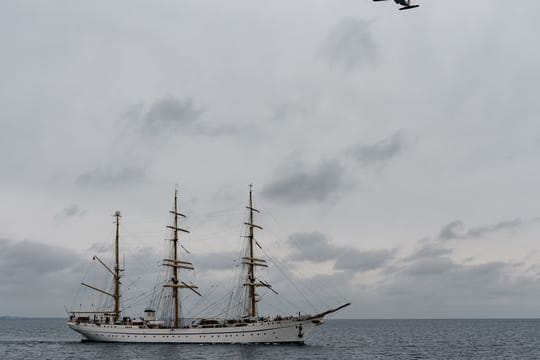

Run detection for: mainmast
[[163, 189, 201, 328], [243, 184, 276, 318]]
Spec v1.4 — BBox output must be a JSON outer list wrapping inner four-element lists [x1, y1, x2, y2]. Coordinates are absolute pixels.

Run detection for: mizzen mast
[[243, 184, 276, 318], [163, 189, 200, 328]]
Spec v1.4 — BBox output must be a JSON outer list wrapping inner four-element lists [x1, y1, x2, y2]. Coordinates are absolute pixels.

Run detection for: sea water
[[2, 318, 540, 359]]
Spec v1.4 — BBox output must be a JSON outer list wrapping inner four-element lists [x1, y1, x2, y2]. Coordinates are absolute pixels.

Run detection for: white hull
[[67, 318, 322, 344]]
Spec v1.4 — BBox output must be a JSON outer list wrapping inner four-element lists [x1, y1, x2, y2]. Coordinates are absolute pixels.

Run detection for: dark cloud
[[264, 131, 407, 205], [54, 204, 87, 220], [345, 223, 540, 318], [76, 166, 146, 187], [125, 97, 247, 138], [321, 17, 377, 71], [0, 239, 86, 316], [466, 219, 528, 238], [0, 239, 81, 276], [287, 231, 393, 273], [141, 97, 203, 135], [405, 257, 457, 276], [360, 233, 540, 318], [261, 161, 345, 204], [368, 257, 536, 318], [404, 242, 453, 261], [335, 249, 394, 272], [347, 131, 408, 167], [439, 218, 532, 240], [288, 232, 340, 262], [0, 239, 165, 316], [388, 257, 511, 294], [439, 220, 464, 240]]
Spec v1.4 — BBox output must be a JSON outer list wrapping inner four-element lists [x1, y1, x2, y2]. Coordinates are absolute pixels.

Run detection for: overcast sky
[[2, 0, 540, 318]]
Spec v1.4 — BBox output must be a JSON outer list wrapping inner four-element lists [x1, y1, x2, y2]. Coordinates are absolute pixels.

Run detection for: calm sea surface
[[2, 318, 540, 359]]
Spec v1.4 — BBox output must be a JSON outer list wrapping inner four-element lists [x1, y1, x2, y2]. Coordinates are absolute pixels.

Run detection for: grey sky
[[2, 1, 540, 318]]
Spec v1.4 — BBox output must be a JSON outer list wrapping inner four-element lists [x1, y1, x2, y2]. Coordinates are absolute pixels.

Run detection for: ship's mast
[[243, 184, 276, 318], [163, 189, 201, 328], [113, 211, 121, 322], [247, 186, 256, 317], [81, 211, 123, 323]]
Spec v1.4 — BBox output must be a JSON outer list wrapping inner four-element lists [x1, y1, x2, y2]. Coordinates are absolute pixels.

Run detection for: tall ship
[[67, 186, 350, 343]]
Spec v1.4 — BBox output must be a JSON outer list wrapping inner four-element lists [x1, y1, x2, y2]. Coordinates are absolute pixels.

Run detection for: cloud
[[0, 239, 161, 316], [54, 204, 87, 220], [378, 258, 516, 301], [268, 103, 308, 123], [193, 122, 248, 137], [320, 17, 377, 71], [335, 249, 394, 272], [439, 218, 534, 240], [125, 97, 248, 138], [141, 97, 203, 135], [288, 231, 340, 262], [0, 239, 86, 317], [405, 257, 457, 276], [287, 231, 393, 273], [342, 219, 540, 318], [88, 242, 112, 254], [358, 238, 540, 318], [347, 131, 408, 167], [404, 242, 453, 261], [0, 239, 81, 277], [261, 161, 345, 204], [263, 131, 408, 205], [76, 166, 146, 187], [191, 251, 238, 272], [439, 220, 465, 240]]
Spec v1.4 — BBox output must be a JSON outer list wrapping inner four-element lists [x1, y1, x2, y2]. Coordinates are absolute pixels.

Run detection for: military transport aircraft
[[373, 0, 420, 10]]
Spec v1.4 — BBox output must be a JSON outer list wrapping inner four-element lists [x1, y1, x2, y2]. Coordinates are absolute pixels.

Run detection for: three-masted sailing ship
[[67, 186, 350, 343]]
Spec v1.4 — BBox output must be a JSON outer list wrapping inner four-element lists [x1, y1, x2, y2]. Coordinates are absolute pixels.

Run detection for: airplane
[[373, 0, 420, 10]]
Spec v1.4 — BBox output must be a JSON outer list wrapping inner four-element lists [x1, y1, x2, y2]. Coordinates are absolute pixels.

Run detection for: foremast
[[113, 211, 121, 321], [80, 210, 123, 322], [162, 189, 201, 328], [243, 184, 276, 318]]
